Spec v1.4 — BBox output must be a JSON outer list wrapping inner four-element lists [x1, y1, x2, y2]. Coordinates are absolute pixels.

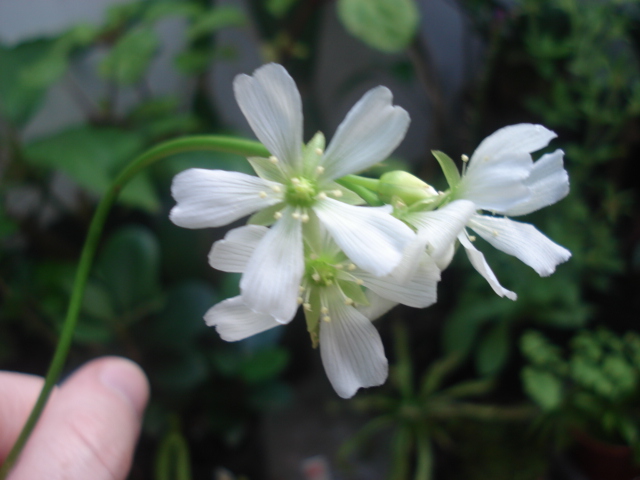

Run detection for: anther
[[292, 212, 301, 220], [271, 185, 281, 193], [320, 307, 329, 314], [291, 177, 301, 185], [259, 191, 268, 198], [322, 315, 331, 323], [301, 213, 310, 223], [335, 264, 344, 270], [492, 230, 499, 236], [269, 155, 278, 164], [274, 211, 283, 220], [297, 297, 304, 304], [461, 154, 469, 162], [344, 298, 354, 306], [299, 285, 305, 292], [468, 235, 476, 241], [347, 263, 357, 271], [332, 190, 343, 197], [355, 278, 364, 285], [312, 273, 321, 282], [303, 303, 312, 311], [316, 192, 327, 200], [315, 148, 323, 155]]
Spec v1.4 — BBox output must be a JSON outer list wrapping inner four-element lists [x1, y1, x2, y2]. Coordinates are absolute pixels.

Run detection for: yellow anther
[[332, 190, 343, 197], [344, 298, 354, 306], [461, 154, 469, 162], [303, 303, 312, 311], [292, 212, 301, 220], [299, 285, 305, 292], [312, 273, 321, 282], [492, 230, 499, 236], [274, 211, 283, 220], [322, 315, 331, 323], [259, 191, 268, 198], [297, 297, 304, 304], [271, 185, 281, 193], [468, 235, 476, 241], [316, 192, 327, 200], [269, 155, 278, 164], [301, 213, 310, 223], [335, 264, 344, 270], [315, 148, 323, 155], [355, 278, 364, 285], [316, 165, 325, 175], [320, 306, 329, 314], [291, 177, 301, 185], [347, 263, 357, 271]]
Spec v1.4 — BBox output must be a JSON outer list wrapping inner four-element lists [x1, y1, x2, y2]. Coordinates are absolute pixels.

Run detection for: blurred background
[[1, 0, 640, 479]]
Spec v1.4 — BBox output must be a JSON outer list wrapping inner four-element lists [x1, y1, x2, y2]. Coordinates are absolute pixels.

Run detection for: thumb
[[8, 356, 149, 480]]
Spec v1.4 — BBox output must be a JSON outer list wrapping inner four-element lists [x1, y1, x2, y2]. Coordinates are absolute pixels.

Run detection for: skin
[[0, 356, 149, 480]]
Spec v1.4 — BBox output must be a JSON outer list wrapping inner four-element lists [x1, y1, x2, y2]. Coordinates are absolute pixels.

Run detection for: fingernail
[[100, 358, 149, 418]]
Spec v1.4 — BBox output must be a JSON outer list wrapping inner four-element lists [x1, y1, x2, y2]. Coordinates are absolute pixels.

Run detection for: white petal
[[170, 169, 281, 228], [457, 159, 532, 212], [209, 225, 269, 272], [314, 199, 415, 276], [321, 86, 410, 181], [458, 233, 517, 300], [248, 156, 288, 183], [234, 63, 303, 173], [503, 149, 569, 217], [406, 200, 477, 258], [240, 207, 304, 322], [468, 215, 571, 277], [319, 288, 388, 398], [434, 243, 455, 271], [357, 292, 398, 321], [469, 124, 556, 166], [358, 253, 440, 308], [204, 296, 281, 341]]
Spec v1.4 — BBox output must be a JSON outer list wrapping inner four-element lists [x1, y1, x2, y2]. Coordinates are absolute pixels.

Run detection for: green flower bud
[[378, 171, 438, 206]]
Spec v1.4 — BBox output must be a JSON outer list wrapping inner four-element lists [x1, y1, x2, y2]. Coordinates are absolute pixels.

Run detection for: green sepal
[[304, 288, 322, 349], [302, 131, 326, 177], [432, 150, 461, 189], [247, 203, 285, 226], [326, 181, 365, 205], [338, 279, 370, 306], [247, 156, 287, 183]]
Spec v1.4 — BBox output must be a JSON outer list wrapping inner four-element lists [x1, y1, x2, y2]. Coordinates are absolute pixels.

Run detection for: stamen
[[303, 303, 312, 311], [271, 185, 281, 193], [335, 264, 344, 270], [299, 285, 305, 292], [269, 155, 279, 164], [292, 211, 301, 220], [291, 177, 301, 185], [344, 298, 354, 306], [332, 189, 343, 197], [461, 154, 469, 162], [297, 297, 304, 304], [316, 192, 327, 200], [468, 235, 476, 241], [312, 273, 321, 282], [347, 263, 357, 271], [259, 191, 268, 198], [301, 213, 310, 223], [274, 211, 283, 220], [315, 148, 323, 155], [315, 166, 325, 175], [355, 278, 364, 285], [492, 230, 499, 236], [322, 315, 331, 323], [320, 306, 329, 314]]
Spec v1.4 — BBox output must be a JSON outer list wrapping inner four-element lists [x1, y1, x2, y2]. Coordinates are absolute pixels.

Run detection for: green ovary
[[285, 177, 318, 207]]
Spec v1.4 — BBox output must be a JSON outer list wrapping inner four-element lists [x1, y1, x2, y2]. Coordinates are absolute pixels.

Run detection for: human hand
[[0, 356, 149, 480]]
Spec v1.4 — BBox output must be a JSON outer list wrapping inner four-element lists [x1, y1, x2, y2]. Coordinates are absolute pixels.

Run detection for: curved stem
[[0, 135, 268, 479]]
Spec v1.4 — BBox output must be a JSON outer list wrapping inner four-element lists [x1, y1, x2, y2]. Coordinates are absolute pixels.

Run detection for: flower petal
[[468, 215, 571, 277], [406, 200, 477, 258], [204, 296, 281, 341], [458, 233, 517, 300], [209, 225, 268, 272], [170, 169, 281, 228], [314, 199, 415, 276], [469, 124, 556, 167], [247, 156, 288, 184], [233, 63, 303, 173], [503, 149, 569, 217], [357, 292, 398, 321], [321, 86, 410, 181], [358, 253, 440, 308], [240, 207, 304, 322], [319, 288, 388, 398]]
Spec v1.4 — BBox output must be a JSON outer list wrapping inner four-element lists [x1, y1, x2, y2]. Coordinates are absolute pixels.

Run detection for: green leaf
[[186, 6, 246, 41], [152, 349, 209, 392], [24, 126, 158, 211], [240, 348, 289, 383], [99, 27, 159, 84], [521, 367, 563, 411], [337, 0, 419, 53], [143, 1, 203, 22], [0, 39, 55, 125], [431, 150, 461, 189], [476, 321, 510, 376], [96, 225, 161, 314], [266, 0, 299, 18]]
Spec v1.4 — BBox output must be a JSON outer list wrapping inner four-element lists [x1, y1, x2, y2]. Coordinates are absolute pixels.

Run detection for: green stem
[[335, 175, 383, 206], [340, 174, 380, 191], [0, 135, 267, 479]]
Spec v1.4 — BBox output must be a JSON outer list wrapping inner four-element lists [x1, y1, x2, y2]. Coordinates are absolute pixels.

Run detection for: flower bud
[[378, 171, 438, 205]]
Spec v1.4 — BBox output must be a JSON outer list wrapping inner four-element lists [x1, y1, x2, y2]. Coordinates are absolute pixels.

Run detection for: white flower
[[451, 124, 572, 299], [170, 63, 415, 322], [205, 222, 440, 398]]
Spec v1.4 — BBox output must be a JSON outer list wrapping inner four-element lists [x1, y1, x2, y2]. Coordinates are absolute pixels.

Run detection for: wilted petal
[[209, 225, 268, 272], [319, 288, 388, 398], [503, 149, 569, 217], [170, 169, 281, 228], [358, 253, 440, 308], [469, 124, 556, 167], [468, 215, 571, 277], [406, 200, 477, 258], [314, 199, 415, 276], [204, 296, 281, 341], [240, 207, 304, 322], [321, 86, 410, 181], [458, 234, 517, 300], [234, 63, 303, 172]]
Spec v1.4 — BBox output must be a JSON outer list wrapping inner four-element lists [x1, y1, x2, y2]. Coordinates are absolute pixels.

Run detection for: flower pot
[[570, 430, 640, 480]]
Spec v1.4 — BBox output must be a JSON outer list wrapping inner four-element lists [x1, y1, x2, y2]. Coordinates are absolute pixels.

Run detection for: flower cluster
[[170, 63, 571, 398]]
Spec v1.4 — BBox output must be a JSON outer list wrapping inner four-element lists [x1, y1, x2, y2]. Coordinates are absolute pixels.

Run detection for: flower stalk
[[0, 135, 268, 479]]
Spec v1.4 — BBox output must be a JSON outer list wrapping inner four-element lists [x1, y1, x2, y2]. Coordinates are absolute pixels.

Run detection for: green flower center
[[305, 257, 338, 287], [285, 177, 318, 207]]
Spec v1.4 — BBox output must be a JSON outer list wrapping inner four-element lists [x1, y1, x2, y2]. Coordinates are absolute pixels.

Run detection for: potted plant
[[520, 327, 640, 480]]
